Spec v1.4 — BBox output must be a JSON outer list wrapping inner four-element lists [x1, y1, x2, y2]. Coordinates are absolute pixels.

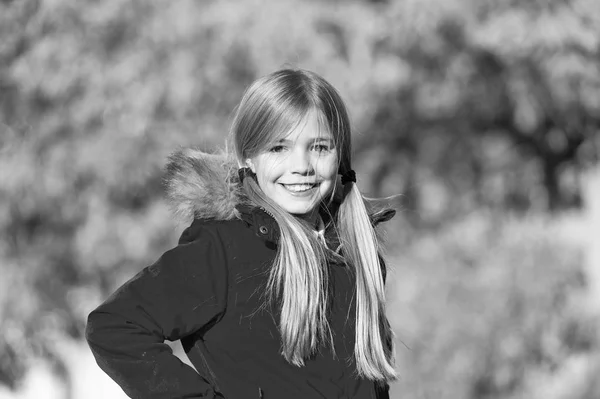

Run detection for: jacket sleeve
[[378, 253, 392, 399], [376, 383, 390, 399], [85, 228, 228, 398]]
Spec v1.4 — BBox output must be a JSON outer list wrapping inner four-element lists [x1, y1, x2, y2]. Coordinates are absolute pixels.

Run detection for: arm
[[86, 230, 228, 398]]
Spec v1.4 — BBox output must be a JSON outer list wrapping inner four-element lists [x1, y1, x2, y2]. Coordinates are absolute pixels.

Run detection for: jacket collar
[[235, 204, 281, 247], [233, 204, 396, 254], [234, 204, 334, 250]]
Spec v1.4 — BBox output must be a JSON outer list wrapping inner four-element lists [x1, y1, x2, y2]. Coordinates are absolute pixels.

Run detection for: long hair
[[230, 68, 396, 381]]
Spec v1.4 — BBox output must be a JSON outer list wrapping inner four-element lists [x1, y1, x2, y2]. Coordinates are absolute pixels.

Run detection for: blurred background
[[1, 0, 599, 398]]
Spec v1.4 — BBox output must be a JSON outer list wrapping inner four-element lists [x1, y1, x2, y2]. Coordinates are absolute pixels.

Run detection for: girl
[[86, 68, 397, 398]]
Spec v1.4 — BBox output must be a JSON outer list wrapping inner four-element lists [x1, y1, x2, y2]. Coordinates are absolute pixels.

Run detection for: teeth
[[284, 184, 315, 192]]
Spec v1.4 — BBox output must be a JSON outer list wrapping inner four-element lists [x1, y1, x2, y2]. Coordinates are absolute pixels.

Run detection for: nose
[[289, 148, 314, 176]]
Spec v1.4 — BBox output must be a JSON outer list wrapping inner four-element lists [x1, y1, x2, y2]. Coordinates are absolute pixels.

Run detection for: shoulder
[[148, 219, 240, 273], [147, 220, 249, 297], [173, 217, 268, 267], [178, 217, 250, 246]]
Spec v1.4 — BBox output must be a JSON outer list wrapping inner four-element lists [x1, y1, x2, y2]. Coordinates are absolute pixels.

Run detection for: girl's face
[[249, 111, 338, 223]]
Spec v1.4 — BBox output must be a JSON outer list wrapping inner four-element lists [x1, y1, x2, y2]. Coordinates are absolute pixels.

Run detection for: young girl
[[86, 68, 397, 398]]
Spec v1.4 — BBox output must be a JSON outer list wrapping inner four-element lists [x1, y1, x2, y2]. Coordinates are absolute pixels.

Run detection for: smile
[[280, 183, 317, 193]]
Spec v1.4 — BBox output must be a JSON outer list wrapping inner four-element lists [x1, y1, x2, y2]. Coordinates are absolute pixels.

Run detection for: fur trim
[[163, 148, 247, 222]]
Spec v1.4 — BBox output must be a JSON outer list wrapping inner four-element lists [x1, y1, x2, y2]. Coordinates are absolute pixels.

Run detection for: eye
[[268, 145, 286, 153], [312, 144, 331, 153]]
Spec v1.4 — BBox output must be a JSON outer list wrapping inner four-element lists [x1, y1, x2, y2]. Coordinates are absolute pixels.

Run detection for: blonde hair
[[230, 68, 396, 381]]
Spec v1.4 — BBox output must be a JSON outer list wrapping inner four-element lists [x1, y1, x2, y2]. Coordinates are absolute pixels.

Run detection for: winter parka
[[85, 149, 395, 399]]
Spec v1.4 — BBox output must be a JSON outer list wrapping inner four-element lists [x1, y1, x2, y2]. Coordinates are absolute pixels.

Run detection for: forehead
[[276, 110, 332, 142]]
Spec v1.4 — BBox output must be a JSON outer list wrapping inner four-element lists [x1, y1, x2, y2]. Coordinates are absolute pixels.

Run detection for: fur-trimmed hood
[[163, 148, 396, 226], [163, 148, 248, 223]]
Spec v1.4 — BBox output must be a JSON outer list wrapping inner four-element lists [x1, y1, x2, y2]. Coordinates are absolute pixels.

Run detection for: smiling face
[[248, 110, 338, 223]]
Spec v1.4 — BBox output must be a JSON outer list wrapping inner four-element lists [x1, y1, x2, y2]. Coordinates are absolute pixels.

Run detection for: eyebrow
[[275, 138, 335, 144]]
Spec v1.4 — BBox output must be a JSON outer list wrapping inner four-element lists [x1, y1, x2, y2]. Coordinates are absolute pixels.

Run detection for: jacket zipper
[[258, 387, 264, 398], [259, 206, 276, 220]]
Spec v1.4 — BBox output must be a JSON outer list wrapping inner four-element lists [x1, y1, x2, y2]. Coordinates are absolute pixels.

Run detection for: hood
[[163, 148, 396, 228], [163, 148, 248, 223]]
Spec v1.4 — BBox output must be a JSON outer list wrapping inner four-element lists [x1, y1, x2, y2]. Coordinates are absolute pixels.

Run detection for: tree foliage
[[360, 0, 599, 224]]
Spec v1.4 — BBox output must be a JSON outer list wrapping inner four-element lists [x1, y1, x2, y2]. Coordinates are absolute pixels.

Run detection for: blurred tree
[[360, 0, 599, 226]]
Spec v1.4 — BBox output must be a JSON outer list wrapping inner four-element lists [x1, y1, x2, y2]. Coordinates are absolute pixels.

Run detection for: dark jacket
[[86, 149, 395, 399]]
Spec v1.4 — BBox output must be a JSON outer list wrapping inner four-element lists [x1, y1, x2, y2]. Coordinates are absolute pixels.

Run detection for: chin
[[281, 204, 316, 216], [284, 207, 313, 216]]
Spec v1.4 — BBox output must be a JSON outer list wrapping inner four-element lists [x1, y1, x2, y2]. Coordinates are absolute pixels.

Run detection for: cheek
[[317, 156, 338, 180], [253, 158, 274, 184], [257, 169, 274, 187]]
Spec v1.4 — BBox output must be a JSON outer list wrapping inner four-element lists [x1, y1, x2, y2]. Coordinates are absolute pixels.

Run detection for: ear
[[245, 158, 255, 173]]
